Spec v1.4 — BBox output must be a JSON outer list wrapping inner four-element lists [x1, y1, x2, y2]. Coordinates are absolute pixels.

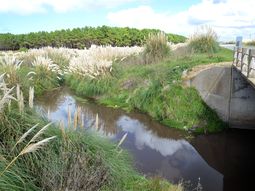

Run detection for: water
[[36, 87, 255, 191]]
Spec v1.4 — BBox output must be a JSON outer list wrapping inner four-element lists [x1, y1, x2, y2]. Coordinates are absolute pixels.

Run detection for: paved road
[[220, 44, 255, 50]]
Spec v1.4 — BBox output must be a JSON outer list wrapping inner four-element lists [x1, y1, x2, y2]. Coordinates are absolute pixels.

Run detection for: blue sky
[[0, 0, 254, 41]]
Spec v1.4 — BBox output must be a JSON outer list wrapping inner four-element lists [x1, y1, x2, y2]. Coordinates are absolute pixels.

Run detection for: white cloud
[[0, 0, 142, 14], [107, 0, 255, 41], [117, 116, 194, 157], [107, 5, 194, 38]]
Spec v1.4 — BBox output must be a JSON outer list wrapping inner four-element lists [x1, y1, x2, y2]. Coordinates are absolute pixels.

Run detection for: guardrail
[[233, 47, 255, 79]]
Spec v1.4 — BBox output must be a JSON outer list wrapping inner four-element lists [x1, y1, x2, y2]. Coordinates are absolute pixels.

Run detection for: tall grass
[[0, 106, 179, 191], [1, 123, 56, 177], [188, 26, 219, 54], [97, 48, 232, 133], [0, 54, 22, 86], [25, 56, 63, 95], [144, 32, 170, 64], [0, 71, 179, 190], [0, 74, 15, 114], [66, 74, 114, 97]]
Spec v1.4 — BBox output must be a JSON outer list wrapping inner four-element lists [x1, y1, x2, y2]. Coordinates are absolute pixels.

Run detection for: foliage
[[0, 106, 180, 191], [0, 69, 180, 190], [0, 54, 22, 86], [188, 26, 219, 54], [68, 47, 233, 133], [0, 74, 15, 114], [144, 32, 171, 63], [0, 26, 186, 50], [66, 75, 114, 97]]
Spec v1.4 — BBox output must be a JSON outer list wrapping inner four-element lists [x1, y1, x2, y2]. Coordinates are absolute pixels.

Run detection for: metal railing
[[233, 47, 255, 78]]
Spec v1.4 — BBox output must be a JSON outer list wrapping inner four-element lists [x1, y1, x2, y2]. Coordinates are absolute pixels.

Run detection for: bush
[[245, 40, 255, 46], [144, 32, 170, 63], [188, 26, 219, 54], [0, 26, 187, 50]]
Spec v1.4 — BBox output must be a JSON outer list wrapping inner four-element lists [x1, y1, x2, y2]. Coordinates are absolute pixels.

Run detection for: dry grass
[[1, 46, 143, 80]]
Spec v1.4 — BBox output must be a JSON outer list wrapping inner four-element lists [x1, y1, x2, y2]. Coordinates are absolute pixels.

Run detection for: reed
[[67, 105, 71, 128], [0, 123, 55, 177], [81, 113, 84, 128], [32, 56, 62, 75], [59, 120, 66, 140], [117, 133, 128, 148], [77, 106, 82, 127], [0, 54, 22, 85], [29, 86, 34, 108], [16, 84, 20, 101], [11, 123, 39, 151], [95, 113, 99, 130], [73, 110, 78, 129], [0, 83, 15, 114], [47, 108, 50, 119]]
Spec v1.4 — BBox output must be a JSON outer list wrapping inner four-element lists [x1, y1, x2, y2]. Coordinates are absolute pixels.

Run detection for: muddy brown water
[[36, 87, 255, 191]]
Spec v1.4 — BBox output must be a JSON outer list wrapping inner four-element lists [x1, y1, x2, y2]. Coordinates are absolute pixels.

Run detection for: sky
[[0, 0, 255, 41]]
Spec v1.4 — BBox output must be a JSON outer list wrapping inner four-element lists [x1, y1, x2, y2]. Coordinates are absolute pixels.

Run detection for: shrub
[[188, 26, 219, 54], [144, 32, 170, 63]]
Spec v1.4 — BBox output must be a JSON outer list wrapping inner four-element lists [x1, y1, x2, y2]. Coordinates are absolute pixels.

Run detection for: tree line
[[0, 26, 186, 50]]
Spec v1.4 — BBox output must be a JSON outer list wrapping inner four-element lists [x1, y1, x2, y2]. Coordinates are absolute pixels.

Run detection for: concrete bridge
[[184, 47, 255, 129]]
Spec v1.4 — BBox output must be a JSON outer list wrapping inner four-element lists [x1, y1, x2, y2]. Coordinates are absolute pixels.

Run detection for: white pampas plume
[[20, 136, 56, 155]]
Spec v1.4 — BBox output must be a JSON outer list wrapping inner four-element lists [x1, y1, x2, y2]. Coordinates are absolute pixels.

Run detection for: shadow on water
[[36, 87, 255, 191]]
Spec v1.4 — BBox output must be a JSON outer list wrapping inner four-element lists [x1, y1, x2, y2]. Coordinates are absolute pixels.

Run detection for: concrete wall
[[186, 66, 255, 129]]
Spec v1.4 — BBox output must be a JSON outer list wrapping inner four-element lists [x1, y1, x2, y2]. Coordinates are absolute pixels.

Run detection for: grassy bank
[[0, 51, 183, 191], [66, 47, 233, 133], [0, 38, 232, 190], [0, 106, 181, 191]]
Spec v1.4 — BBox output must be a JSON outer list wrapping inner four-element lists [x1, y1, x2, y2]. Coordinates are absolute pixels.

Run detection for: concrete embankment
[[183, 62, 255, 129]]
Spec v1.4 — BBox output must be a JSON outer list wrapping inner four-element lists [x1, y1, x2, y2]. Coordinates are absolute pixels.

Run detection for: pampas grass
[[68, 45, 143, 78], [67, 105, 71, 128], [0, 74, 16, 113], [144, 32, 170, 64], [0, 54, 22, 85], [16, 84, 20, 101], [20, 136, 56, 155], [32, 55, 62, 75], [30, 122, 53, 142], [188, 25, 219, 53], [95, 113, 99, 130], [11, 123, 39, 151], [0, 123, 56, 177], [73, 110, 78, 129], [16, 84, 25, 113], [117, 133, 128, 148], [29, 86, 34, 108], [18, 90, 24, 113]]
